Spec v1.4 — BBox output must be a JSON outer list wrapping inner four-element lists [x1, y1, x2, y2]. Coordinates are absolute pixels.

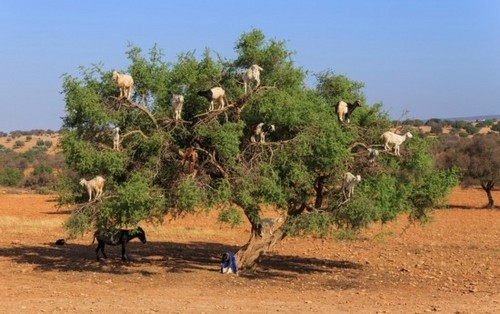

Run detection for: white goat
[[251, 123, 275, 143], [112, 70, 134, 99], [381, 131, 413, 156], [197, 87, 227, 111], [79, 176, 105, 202], [367, 148, 379, 163], [342, 172, 361, 201], [171, 94, 185, 121], [112, 127, 120, 151], [242, 64, 263, 94]]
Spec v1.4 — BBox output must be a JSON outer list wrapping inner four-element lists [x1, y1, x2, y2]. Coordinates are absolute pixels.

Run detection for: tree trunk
[[481, 182, 495, 209], [235, 227, 286, 270], [485, 188, 494, 209], [314, 175, 327, 209]]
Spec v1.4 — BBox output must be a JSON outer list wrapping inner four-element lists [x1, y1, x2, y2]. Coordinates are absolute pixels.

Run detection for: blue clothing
[[221, 251, 238, 273]]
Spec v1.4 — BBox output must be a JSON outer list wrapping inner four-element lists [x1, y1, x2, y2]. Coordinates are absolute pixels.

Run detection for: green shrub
[[13, 140, 25, 149], [0, 168, 24, 187], [217, 207, 244, 228]]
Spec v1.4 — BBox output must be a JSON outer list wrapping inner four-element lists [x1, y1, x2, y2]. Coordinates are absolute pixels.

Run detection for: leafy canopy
[[58, 29, 458, 240]]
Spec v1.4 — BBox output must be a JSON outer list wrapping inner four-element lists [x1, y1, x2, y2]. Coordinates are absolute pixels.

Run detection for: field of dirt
[[0, 186, 498, 313]]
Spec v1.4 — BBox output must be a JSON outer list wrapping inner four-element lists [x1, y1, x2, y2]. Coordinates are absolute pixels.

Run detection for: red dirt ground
[[0, 187, 498, 313]]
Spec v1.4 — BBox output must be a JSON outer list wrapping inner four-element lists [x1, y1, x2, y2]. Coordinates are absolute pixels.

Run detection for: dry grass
[[0, 216, 63, 236]]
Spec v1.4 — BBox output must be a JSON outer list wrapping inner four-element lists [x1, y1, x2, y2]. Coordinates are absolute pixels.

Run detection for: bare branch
[[121, 130, 149, 140], [195, 146, 227, 178], [107, 96, 159, 128]]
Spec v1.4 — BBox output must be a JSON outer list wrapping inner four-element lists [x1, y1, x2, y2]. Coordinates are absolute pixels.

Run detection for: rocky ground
[[0, 186, 498, 313]]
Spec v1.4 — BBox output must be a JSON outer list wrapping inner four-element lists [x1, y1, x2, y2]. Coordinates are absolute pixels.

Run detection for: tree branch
[[108, 96, 159, 128], [122, 130, 149, 140]]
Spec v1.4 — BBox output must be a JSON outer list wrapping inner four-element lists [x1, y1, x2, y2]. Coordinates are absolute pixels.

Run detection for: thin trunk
[[486, 189, 494, 209], [481, 182, 495, 209], [314, 175, 327, 209]]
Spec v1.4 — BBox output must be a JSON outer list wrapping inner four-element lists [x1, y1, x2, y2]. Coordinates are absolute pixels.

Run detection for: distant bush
[[33, 164, 53, 176], [491, 123, 500, 132], [464, 124, 479, 135], [10, 131, 23, 138], [35, 139, 53, 148], [0, 168, 24, 187], [425, 118, 442, 125], [451, 120, 468, 129], [476, 120, 493, 128], [430, 123, 443, 134], [26, 136, 32, 142], [0, 144, 10, 152], [13, 140, 25, 149], [402, 119, 425, 127], [23, 172, 56, 190]]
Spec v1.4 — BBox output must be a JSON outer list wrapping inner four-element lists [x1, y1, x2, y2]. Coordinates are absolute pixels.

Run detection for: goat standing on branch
[[112, 127, 120, 151], [342, 172, 361, 201], [250, 123, 275, 143], [197, 87, 227, 111], [242, 64, 263, 94], [180, 147, 198, 174], [335, 100, 361, 124], [171, 94, 185, 121], [381, 131, 413, 157], [112, 71, 134, 99], [79, 176, 105, 202], [367, 148, 379, 163]]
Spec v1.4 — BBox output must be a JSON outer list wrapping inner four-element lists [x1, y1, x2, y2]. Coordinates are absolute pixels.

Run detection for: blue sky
[[1, 0, 499, 132]]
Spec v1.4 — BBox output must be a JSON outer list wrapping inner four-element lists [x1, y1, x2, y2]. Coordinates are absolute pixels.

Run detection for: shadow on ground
[[0, 240, 362, 279]]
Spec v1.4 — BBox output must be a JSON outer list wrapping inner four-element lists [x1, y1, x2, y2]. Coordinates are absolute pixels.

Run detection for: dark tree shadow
[[240, 254, 362, 280], [0, 240, 363, 279], [447, 204, 499, 210], [43, 210, 73, 215]]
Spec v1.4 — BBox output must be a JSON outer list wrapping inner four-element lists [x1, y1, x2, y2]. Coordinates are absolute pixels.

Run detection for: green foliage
[[217, 207, 244, 228], [58, 29, 459, 240], [0, 144, 10, 153], [197, 121, 244, 166], [315, 70, 366, 106], [170, 176, 204, 214], [0, 168, 24, 187], [106, 172, 166, 226], [403, 119, 425, 127], [491, 123, 500, 132], [33, 164, 53, 176], [64, 207, 93, 239], [475, 120, 493, 128], [13, 140, 25, 149], [464, 123, 479, 135], [283, 213, 334, 238], [436, 134, 499, 208]]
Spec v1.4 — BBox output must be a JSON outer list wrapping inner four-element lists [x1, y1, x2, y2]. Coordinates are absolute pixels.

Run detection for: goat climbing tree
[[58, 29, 459, 269]]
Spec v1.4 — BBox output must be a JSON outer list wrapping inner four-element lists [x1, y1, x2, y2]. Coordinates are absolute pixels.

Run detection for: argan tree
[[437, 134, 500, 208], [58, 29, 458, 269]]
